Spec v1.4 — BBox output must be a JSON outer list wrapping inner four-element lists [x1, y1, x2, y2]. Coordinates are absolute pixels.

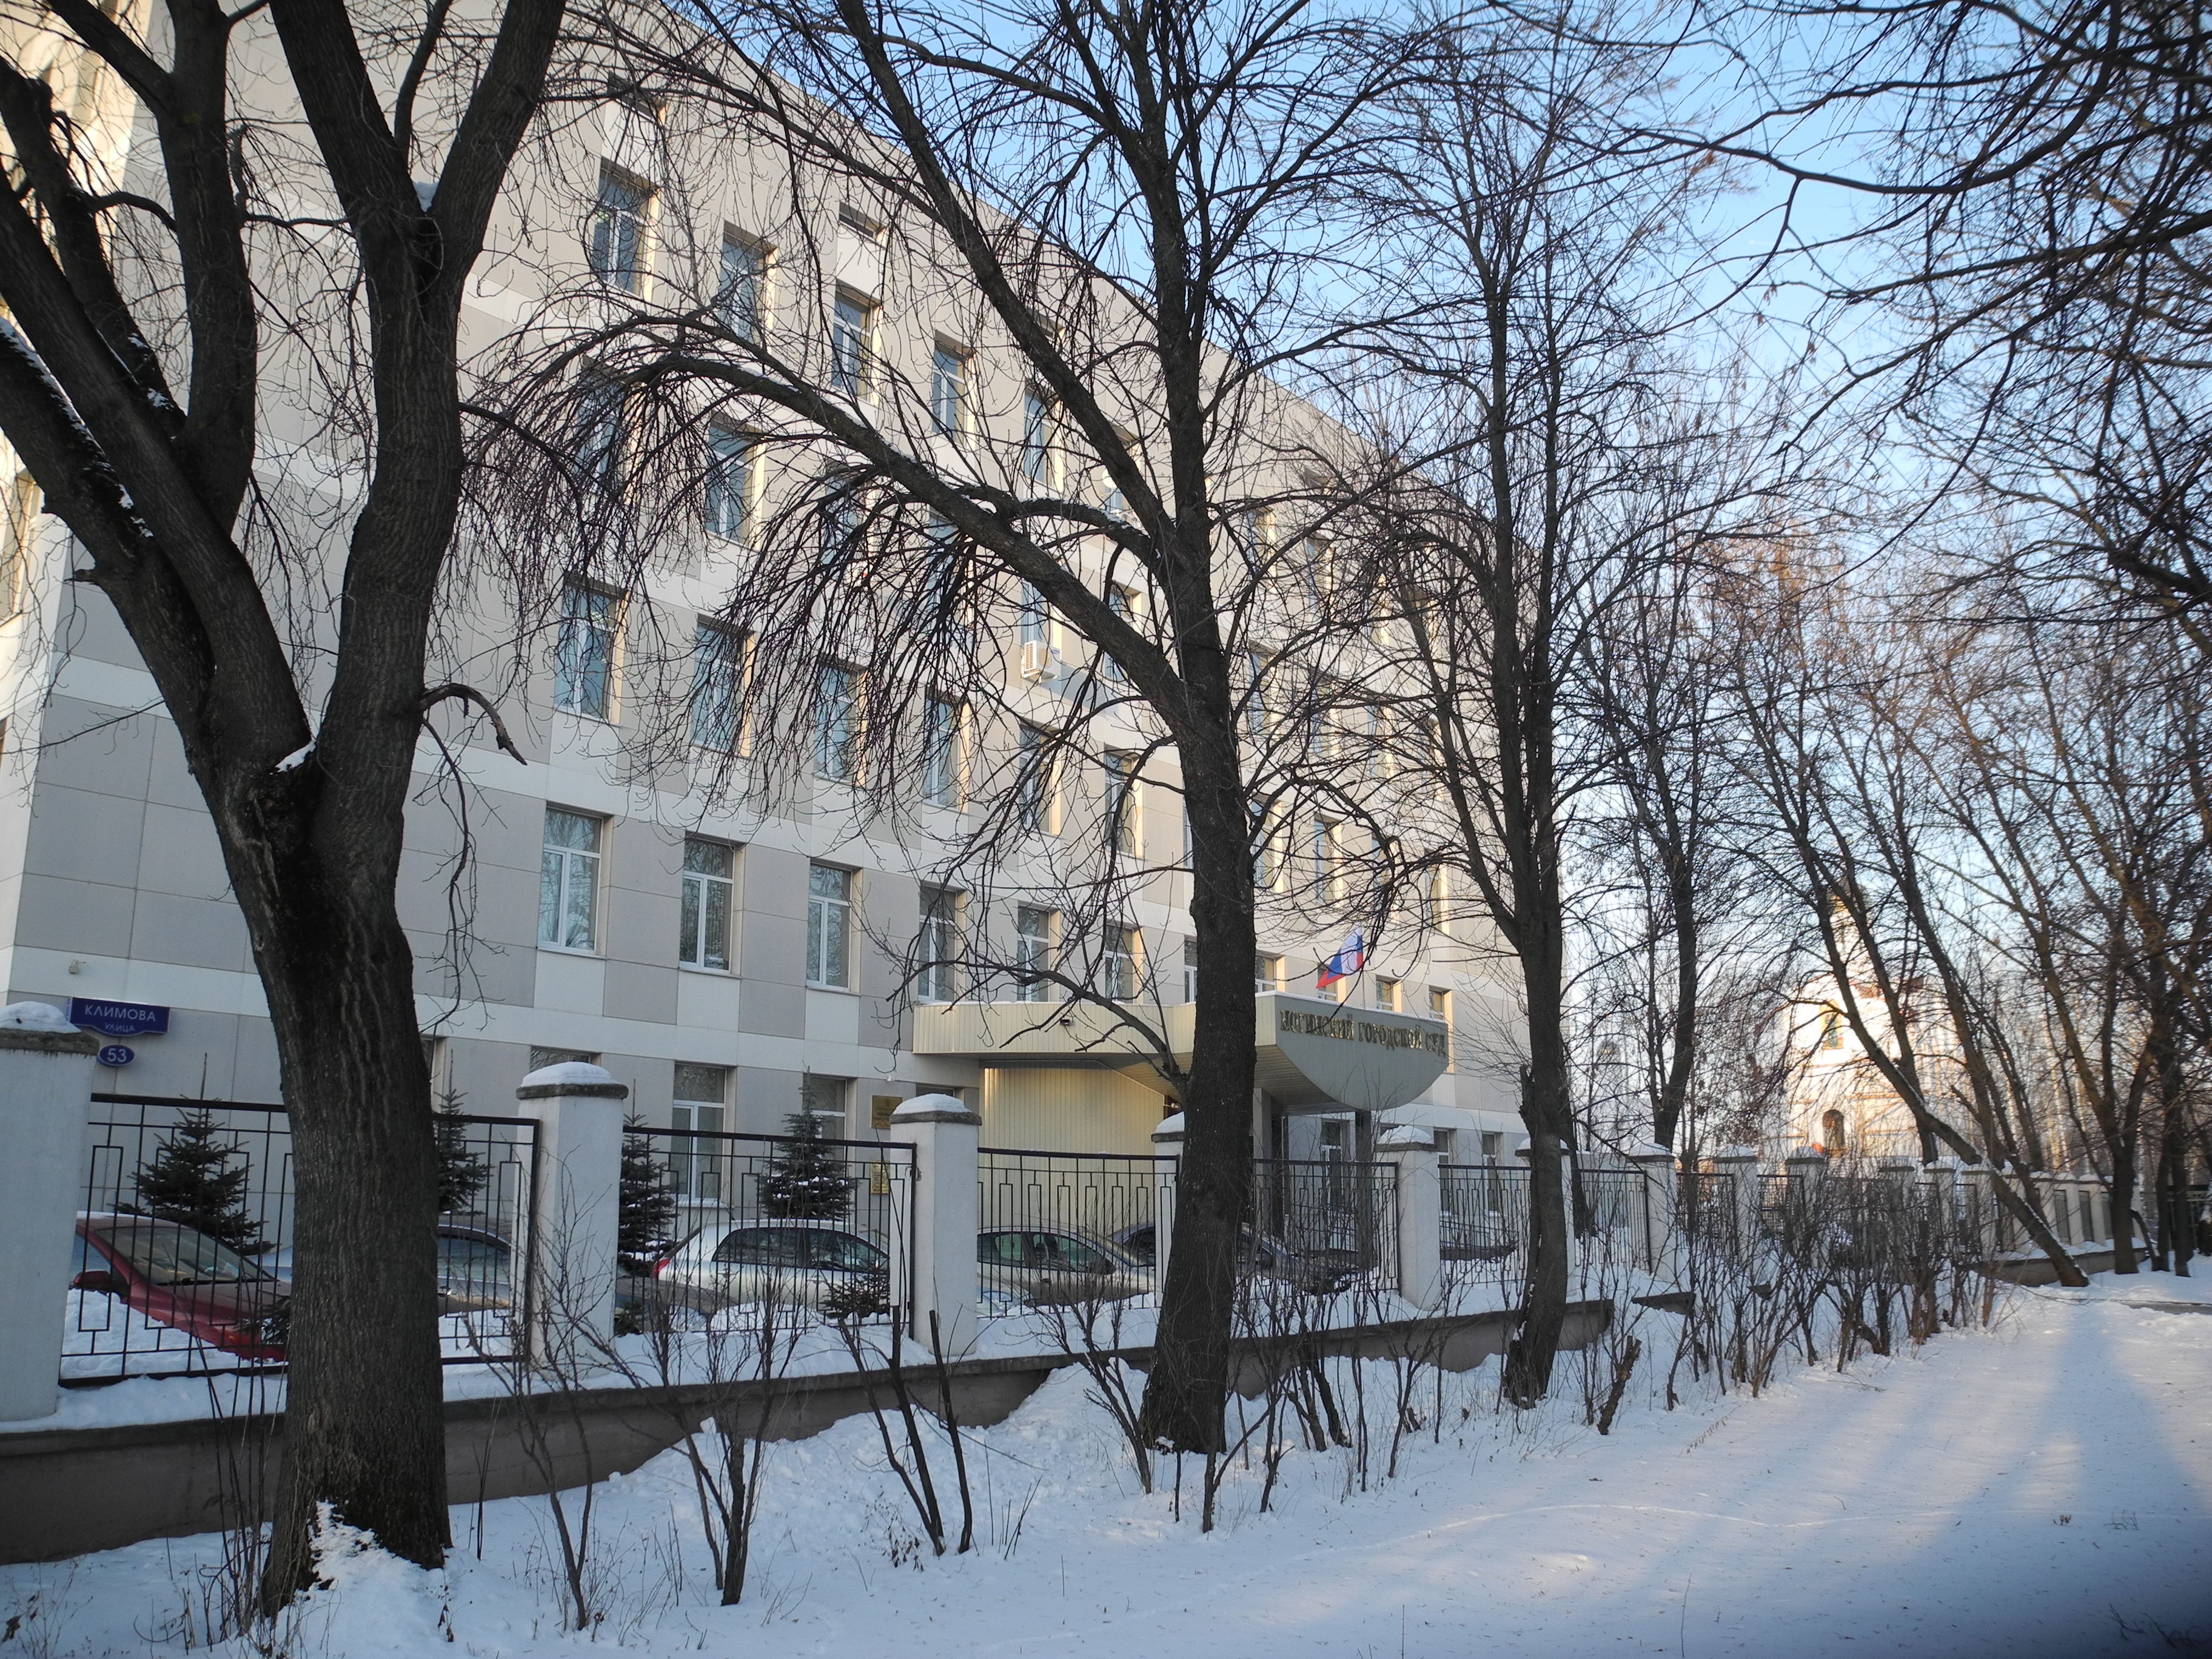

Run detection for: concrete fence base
[[0, 1298, 1621, 1565]]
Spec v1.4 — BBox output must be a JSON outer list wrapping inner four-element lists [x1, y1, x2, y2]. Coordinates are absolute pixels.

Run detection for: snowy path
[[5, 1273, 2207, 1657]]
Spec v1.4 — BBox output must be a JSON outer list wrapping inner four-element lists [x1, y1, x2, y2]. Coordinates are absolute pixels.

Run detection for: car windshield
[[809, 1232, 886, 1272], [95, 1219, 269, 1286], [438, 1236, 510, 1283]]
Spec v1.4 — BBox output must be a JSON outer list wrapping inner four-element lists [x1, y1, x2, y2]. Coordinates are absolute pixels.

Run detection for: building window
[[588, 164, 652, 292], [1243, 650, 1267, 739], [554, 579, 618, 719], [1021, 388, 1053, 484], [575, 370, 625, 489], [1253, 806, 1279, 891], [1374, 976, 1400, 1011], [0, 474, 38, 615], [1015, 905, 1055, 1001], [672, 1063, 729, 1199], [831, 290, 876, 396], [1819, 1007, 1843, 1049], [806, 863, 853, 988], [931, 342, 970, 436], [1312, 818, 1339, 901], [1255, 953, 1281, 992], [1017, 581, 1049, 647], [679, 838, 734, 970], [531, 1046, 600, 1071], [539, 809, 603, 952], [1104, 924, 1139, 1001], [919, 888, 957, 1004], [1101, 586, 1135, 682], [1016, 723, 1053, 833], [921, 697, 962, 806], [1105, 751, 1141, 857], [1182, 937, 1199, 1004], [719, 233, 765, 341], [1820, 1108, 1846, 1155], [690, 620, 744, 751], [705, 426, 751, 540], [1480, 1130, 1503, 1164], [802, 1074, 851, 1133], [814, 663, 860, 782]]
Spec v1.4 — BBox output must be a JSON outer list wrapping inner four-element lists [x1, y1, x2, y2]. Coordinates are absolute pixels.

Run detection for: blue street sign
[[96, 1044, 134, 1068], [67, 998, 170, 1037]]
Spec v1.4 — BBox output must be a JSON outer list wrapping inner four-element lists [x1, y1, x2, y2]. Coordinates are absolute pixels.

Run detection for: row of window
[[542, 804, 1457, 1019]]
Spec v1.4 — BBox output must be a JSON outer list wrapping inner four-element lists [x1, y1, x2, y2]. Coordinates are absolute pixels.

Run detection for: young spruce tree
[[618, 1116, 680, 1273], [758, 1111, 852, 1221], [135, 1110, 266, 1255]]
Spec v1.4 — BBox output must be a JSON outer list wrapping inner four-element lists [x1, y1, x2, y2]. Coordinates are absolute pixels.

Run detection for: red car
[[72, 1212, 290, 1361]]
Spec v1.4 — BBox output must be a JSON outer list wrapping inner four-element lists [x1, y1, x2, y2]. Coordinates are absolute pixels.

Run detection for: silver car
[[976, 1227, 1153, 1307], [653, 1218, 890, 1313]]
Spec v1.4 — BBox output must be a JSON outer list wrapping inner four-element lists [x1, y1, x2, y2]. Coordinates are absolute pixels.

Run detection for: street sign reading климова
[[66, 998, 170, 1037]]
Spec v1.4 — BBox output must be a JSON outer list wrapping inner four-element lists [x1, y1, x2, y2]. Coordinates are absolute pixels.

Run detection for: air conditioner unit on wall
[[1019, 640, 1063, 682]]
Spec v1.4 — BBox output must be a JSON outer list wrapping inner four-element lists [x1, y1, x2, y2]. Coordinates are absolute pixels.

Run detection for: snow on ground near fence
[[8, 1270, 2208, 1657]]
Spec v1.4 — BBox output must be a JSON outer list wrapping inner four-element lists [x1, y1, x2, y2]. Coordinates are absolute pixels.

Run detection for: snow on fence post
[[0, 1004, 98, 1422], [1150, 1111, 1182, 1290], [1378, 1124, 1442, 1309], [1627, 1143, 1676, 1274], [514, 1061, 629, 1373], [890, 1093, 981, 1359], [1712, 1146, 1761, 1254]]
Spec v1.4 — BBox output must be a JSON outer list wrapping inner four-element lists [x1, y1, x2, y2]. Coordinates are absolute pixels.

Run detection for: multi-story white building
[[0, 11, 1523, 1165]]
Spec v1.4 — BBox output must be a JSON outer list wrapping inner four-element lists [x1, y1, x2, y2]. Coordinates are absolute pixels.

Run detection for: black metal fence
[[1248, 1157, 1397, 1295], [1439, 1163, 1526, 1293], [67, 1094, 535, 1384], [624, 1126, 915, 1327], [976, 1147, 1173, 1315]]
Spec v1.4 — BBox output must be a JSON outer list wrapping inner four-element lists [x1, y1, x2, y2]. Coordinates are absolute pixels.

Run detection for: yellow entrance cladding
[[979, 1067, 1169, 1154]]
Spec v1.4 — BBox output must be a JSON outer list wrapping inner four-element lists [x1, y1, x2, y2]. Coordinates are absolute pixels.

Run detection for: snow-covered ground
[[6, 1270, 2207, 1657]]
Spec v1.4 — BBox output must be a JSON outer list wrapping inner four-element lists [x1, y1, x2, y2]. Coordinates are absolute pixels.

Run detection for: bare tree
[[0, 0, 565, 1601], [478, 0, 1424, 1451], [1351, 15, 1763, 1403]]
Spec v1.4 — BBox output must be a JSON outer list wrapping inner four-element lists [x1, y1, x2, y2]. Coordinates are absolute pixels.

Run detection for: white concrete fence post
[[890, 1093, 981, 1359], [1627, 1143, 1676, 1275], [1713, 1146, 1762, 1255], [514, 1061, 630, 1375], [1783, 1146, 1828, 1234], [0, 1004, 99, 1423], [1378, 1124, 1442, 1309], [1150, 1111, 1183, 1291]]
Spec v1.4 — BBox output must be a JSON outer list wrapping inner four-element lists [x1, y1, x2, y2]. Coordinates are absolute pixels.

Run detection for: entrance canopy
[[911, 993, 1449, 1115]]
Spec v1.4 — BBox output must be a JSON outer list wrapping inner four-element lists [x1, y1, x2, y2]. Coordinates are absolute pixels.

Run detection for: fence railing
[[1250, 1157, 1397, 1293], [1439, 1162, 1526, 1295], [624, 1127, 916, 1329], [67, 1094, 535, 1384], [975, 1147, 1173, 1315]]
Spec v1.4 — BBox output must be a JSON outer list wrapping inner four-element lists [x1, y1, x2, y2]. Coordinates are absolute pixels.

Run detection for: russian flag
[[1316, 928, 1366, 990]]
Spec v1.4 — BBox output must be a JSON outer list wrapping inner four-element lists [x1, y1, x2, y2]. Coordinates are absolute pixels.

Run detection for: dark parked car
[[434, 1224, 515, 1313], [1111, 1222, 1364, 1293], [72, 1212, 290, 1359]]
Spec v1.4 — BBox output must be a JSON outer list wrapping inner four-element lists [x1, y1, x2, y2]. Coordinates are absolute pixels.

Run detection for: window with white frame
[[918, 887, 958, 1003], [1374, 976, 1400, 1011], [814, 663, 860, 781], [1021, 388, 1054, 484], [921, 696, 962, 807], [931, 341, 970, 437], [1242, 650, 1267, 740], [554, 579, 617, 719], [0, 474, 38, 616], [574, 370, 625, 489], [679, 838, 734, 970], [1105, 751, 1141, 857], [588, 164, 652, 292], [1015, 905, 1054, 1001], [831, 290, 875, 396], [705, 426, 752, 540], [1312, 817, 1340, 901], [1182, 937, 1199, 1004], [539, 808, 603, 951], [1252, 805, 1279, 891], [671, 1062, 729, 1199], [690, 620, 744, 752], [1017, 581, 1049, 647], [1104, 923, 1139, 1000], [1101, 586, 1135, 682], [1016, 723, 1053, 833], [1255, 954, 1281, 992], [806, 863, 853, 988], [718, 233, 765, 341]]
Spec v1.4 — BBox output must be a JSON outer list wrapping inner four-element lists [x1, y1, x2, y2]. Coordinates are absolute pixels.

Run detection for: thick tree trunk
[[236, 848, 446, 1602], [2111, 1139, 2140, 1272], [1139, 724, 1256, 1453], [1504, 962, 1574, 1406]]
